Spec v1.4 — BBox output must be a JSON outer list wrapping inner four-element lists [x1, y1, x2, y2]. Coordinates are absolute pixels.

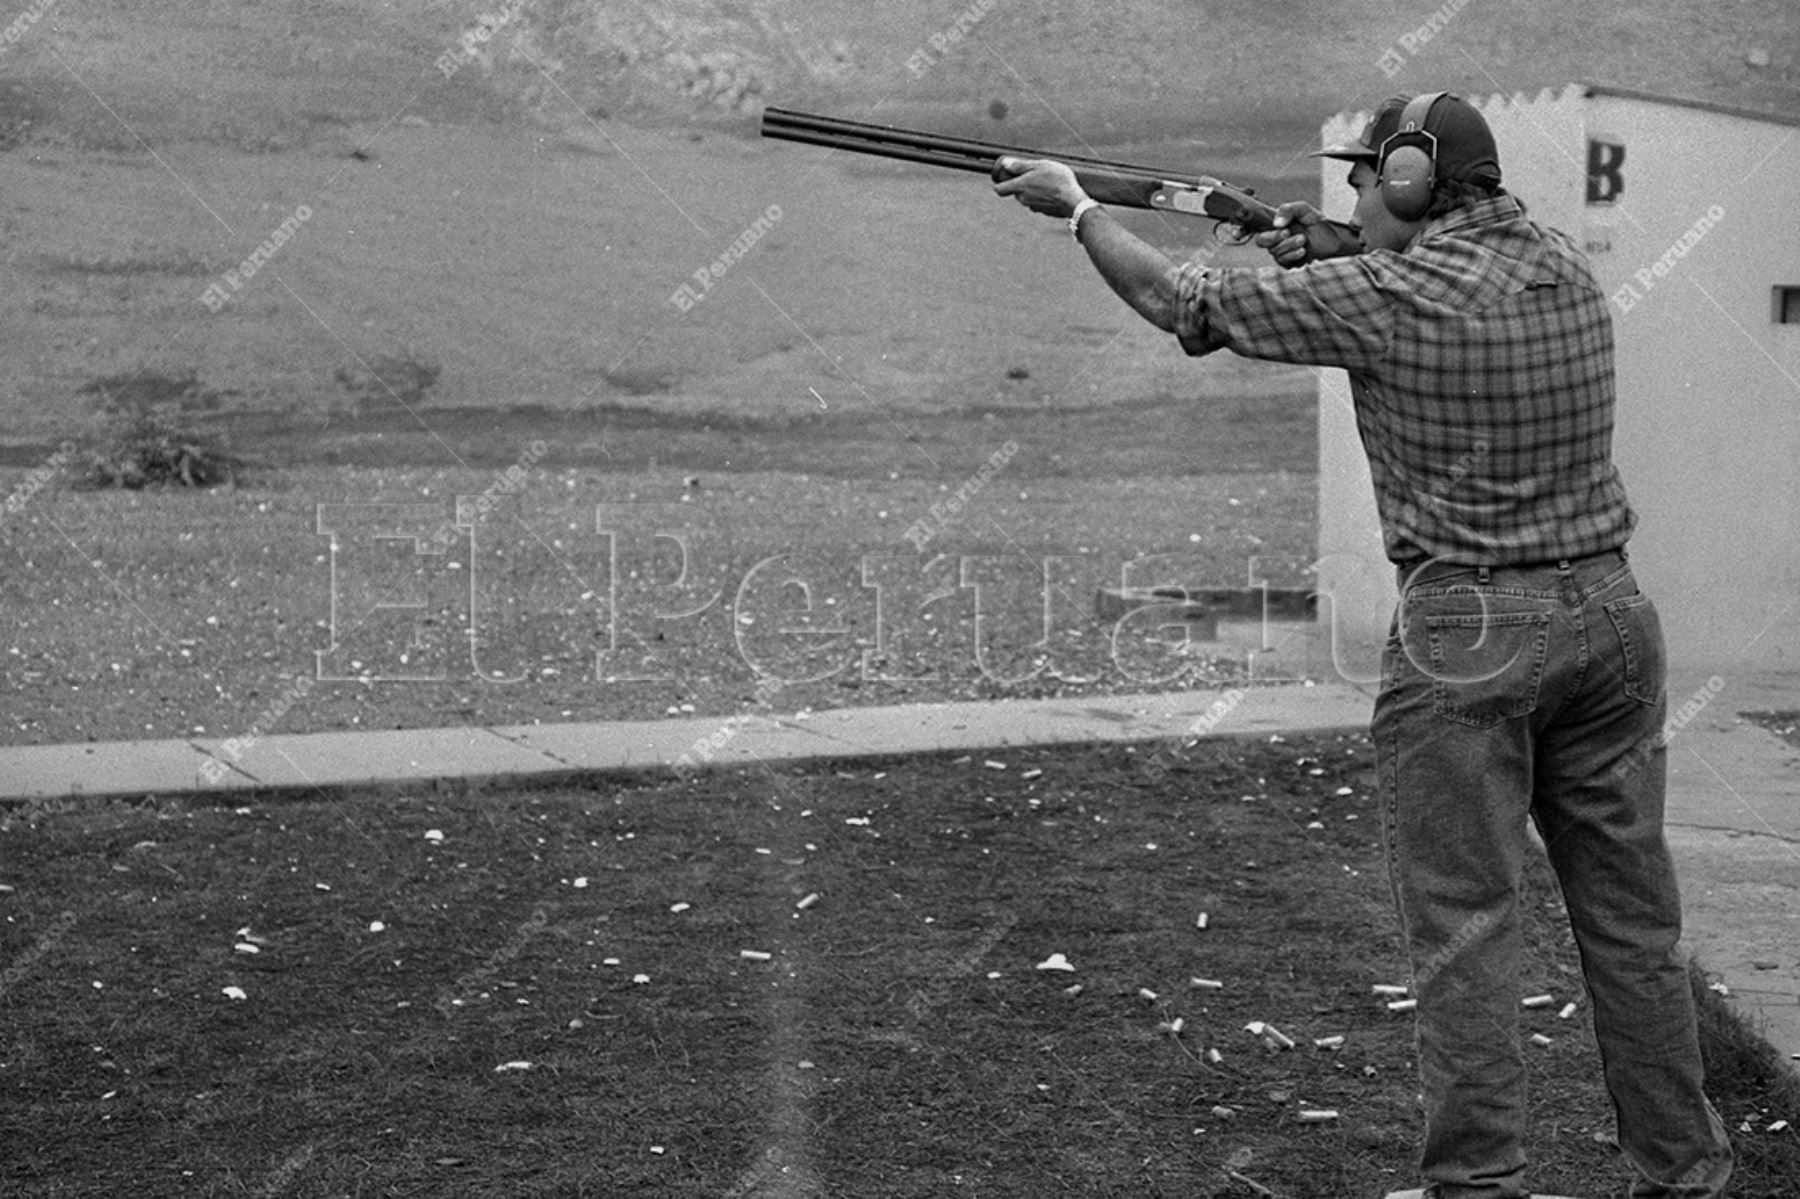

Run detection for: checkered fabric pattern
[[1173, 195, 1635, 566]]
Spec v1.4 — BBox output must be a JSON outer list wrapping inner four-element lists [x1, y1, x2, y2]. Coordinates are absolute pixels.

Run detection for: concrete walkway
[[2, 669, 1795, 1069]]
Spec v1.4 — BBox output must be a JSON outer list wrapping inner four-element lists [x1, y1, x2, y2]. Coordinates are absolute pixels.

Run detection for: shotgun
[[759, 106, 1361, 258]]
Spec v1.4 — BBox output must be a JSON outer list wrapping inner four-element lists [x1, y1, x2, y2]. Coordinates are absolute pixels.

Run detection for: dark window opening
[[1776, 287, 1800, 324]]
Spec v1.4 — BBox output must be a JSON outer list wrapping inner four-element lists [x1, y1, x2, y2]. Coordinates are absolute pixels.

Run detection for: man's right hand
[[1254, 202, 1361, 268]]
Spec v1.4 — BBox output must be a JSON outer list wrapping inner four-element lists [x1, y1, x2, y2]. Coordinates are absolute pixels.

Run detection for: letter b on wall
[[1586, 138, 1625, 204]]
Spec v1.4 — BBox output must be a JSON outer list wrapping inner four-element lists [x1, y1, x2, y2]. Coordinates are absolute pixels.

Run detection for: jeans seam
[[1408, 583, 1560, 600], [1379, 731, 1407, 953], [1540, 602, 1589, 729]]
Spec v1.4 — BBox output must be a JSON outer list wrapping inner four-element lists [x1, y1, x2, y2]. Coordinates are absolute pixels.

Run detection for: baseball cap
[[1314, 92, 1502, 187]]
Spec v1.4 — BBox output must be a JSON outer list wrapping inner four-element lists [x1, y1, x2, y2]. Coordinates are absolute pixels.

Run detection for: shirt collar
[[1415, 193, 1527, 243]]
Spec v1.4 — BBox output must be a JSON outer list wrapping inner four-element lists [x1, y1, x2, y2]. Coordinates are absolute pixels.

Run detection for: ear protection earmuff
[[1377, 91, 1447, 221]]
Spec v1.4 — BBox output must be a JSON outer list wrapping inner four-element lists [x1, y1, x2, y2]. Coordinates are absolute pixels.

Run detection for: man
[[994, 93, 1734, 1199]]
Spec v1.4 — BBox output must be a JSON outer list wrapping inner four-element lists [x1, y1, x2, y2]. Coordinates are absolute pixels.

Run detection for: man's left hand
[[993, 157, 1085, 219]]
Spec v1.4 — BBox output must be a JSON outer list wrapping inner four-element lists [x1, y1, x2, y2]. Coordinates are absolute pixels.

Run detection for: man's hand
[[1254, 201, 1328, 267], [992, 156, 1086, 219], [1253, 201, 1364, 268]]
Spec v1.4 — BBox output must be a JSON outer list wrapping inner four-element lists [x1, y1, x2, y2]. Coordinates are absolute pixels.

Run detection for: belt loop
[[1557, 558, 1571, 572], [1477, 565, 1490, 584]]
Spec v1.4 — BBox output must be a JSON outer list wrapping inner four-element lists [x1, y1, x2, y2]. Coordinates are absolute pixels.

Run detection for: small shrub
[[74, 370, 249, 489], [333, 353, 440, 410]]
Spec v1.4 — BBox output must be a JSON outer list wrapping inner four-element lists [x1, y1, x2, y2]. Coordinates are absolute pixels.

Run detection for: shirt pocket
[[1423, 611, 1552, 728]]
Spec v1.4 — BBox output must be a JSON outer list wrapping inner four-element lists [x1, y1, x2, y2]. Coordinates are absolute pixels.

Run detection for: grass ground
[[3, 733, 1796, 1198]]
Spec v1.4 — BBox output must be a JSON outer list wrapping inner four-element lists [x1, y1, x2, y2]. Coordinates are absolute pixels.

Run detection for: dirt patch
[[1742, 711, 1800, 750], [0, 459, 1312, 748]]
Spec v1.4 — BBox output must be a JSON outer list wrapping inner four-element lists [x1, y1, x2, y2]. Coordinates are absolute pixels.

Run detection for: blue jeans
[[1372, 550, 1733, 1199]]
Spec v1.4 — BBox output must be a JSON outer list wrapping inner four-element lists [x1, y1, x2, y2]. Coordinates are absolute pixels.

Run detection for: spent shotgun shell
[[1245, 1021, 1296, 1049]]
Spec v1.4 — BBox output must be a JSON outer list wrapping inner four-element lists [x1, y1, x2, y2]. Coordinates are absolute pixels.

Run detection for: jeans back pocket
[[1423, 610, 1552, 728], [1603, 592, 1665, 706]]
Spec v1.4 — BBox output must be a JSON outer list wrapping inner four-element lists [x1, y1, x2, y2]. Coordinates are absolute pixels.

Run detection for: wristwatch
[[1069, 198, 1101, 242]]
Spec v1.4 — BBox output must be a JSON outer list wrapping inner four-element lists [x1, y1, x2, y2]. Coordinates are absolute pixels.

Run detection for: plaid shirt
[[1173, 195, 1634, 566]]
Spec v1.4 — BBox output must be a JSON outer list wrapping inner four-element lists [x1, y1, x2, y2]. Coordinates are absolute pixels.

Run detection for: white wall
[[1584, 88, 1800, 671], [1316, 84, 1800, 675]]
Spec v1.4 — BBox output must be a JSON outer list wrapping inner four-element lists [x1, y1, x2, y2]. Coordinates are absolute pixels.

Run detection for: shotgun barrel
[[761, 106, 1189, 185], [759, 105, 1276, 231], [759, 106, 1366, 260]]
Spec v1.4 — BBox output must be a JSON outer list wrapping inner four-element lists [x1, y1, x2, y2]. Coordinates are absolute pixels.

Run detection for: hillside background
[[0, 0, 1794, 454]]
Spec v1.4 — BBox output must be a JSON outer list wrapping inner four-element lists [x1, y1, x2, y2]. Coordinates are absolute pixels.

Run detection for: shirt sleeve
[[1172, 255, 1398, 372]]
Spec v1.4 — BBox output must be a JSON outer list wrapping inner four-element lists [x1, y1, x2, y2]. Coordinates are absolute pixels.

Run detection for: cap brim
[[1311, 142, 1380, 161]]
